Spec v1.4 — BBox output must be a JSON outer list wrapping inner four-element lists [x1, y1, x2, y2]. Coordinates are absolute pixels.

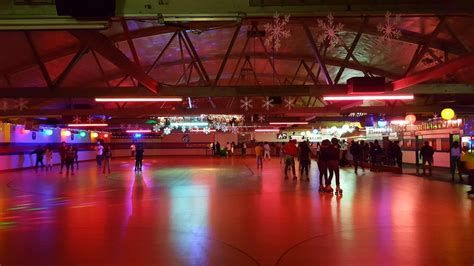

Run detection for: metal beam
[[24, 32, 53, 88], [53, 46, 89, 88], [303, 24, 333, 85], [69, 30, 159, 93], [180, 30, 211, 84], [392, 53, 474, 91], [215, 23, 242, 85]]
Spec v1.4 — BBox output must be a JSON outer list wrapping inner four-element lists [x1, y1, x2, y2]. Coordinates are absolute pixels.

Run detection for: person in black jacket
[[135, 144, 144, 173], [350, 140, 364, 174], [31, 145, 45, 169], [420, 141, 434, 176]]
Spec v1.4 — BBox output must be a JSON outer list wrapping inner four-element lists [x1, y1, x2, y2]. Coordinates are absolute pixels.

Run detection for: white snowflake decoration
[[163, 127, 172, 135], [15, 98, 28, 111], [1, 98, 8, 112], [153, 124, 161, 132], [258, 114, 265, 123], [317, 13, 344, 48], [181, 126, 187, 133], [203, 127, 211, 135], [214, 123, 222, 131], [261, 97, 274, 111], [264, 12, 291, 52], [240, 97, 253, 111], [126, 124, 132, 129], [377, 11, 402, 42], [101, 117, 107, 123], [284, 97, 296, 110], [221, 125, 228, 132], [87, 116, 94, 123], [230, 126, 239, 134], [134, 124, 139, 129], [120, 124, 125, 129], [72, 115, 81, 124]]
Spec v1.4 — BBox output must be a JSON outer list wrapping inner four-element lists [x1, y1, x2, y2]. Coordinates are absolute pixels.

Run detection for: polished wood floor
[[0, 156, 473, 266]]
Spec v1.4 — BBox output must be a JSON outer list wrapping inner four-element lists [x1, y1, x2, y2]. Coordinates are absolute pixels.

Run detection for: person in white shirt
[[130, 143, 136, 157], [451, 141, 463, 182], [95, 142, 104, 166], [263, 142, 271, 160]]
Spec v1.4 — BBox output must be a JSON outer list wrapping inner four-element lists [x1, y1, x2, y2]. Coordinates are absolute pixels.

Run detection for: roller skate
[[335, 187, 343, 195], [325, 186, 334, 194]]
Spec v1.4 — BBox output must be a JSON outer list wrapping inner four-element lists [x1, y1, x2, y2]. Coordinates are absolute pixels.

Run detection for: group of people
[[31, 142, 79, 175], [94, 142, 113, 174]]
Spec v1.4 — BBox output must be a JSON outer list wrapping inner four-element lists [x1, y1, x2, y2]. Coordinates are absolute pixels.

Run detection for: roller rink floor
[[0, 156, 473, 266]]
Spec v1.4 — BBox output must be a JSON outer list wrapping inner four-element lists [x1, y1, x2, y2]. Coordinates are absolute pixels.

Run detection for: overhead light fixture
[[269, 122, 309, 125], [126, 130, 152, 133], [67, 124, 108, 127], [170, 122, 208, 127], [95, 97, 182, 102], [323, 95, 414, 101], [255, 129, 279, 132], [191, 129, 216, 133], [0, 18, 110, 30]]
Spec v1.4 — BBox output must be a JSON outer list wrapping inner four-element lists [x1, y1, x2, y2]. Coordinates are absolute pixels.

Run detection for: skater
[[226, 142, 232, 156], [327, 138, 342, 194], [317, 140, 330, 192], [450, 141, 463, 182], [44, 145, 53, 171], [370, 140, 383, 170], [350, 140, 364, 174], [65, 145, 75, 176], [130, 143, 136, 157], [102, 145, 112, 174], [215, 142, 221, 156], [95, 142, 104, 166], [31, 145, 45, 169], [298, 141, 312, 181], [283, 140, 298, 180], [255, 143, 264, 169], [135, 144, 144, 172], [393, 141, 403, 168], [72, 144, 79, 170], [59, 141, 67, 174], [241, 142, 247, 156], [460, 147, 474, 195], [263, 142, 271, 160], [420, 141, 434, 176]]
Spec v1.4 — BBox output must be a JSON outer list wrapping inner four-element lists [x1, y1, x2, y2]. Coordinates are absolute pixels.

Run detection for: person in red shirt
[[283, 140, 298, 180]]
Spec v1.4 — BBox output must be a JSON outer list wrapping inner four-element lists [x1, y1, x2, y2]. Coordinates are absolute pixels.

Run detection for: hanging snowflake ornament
[[221, 125, 228, 132], [120, 124, 126, 129], [264, 12, 291, 52], [1, 98, 8, 112], [72, 115, 81, 124], [230, 126, 239, 134], [258, 114, 265, 123], [101, 116, 107, 123], [214, 123, 222, 131], [261, 97, 274, 111], [15, 98, 28, 111], [153, 124, 161, 133], [87, 116, 94, 123], [203, 127, 211, 135], [284, 97, 296, 110], [377, 11, 402, 42], [163, 127, 172, 135], [317, 13, 344, 48], [126, 124, 132, 129], [240, 97, 253, 111], [181, 126, 187, 133]]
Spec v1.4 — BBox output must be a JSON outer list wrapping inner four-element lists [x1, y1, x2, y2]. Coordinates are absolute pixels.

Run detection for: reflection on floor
[[0, 156, 473, 265]]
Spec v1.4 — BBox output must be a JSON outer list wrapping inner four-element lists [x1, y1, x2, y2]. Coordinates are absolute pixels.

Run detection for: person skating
[[135, 144, 144, 173], [102, 145, 112, 174], [298, 141, 312, 181], [460, 147, 474, 195], [255, 143, 264, 169], [59, 141, 67, 174], [65, 145, 75, 176], [317, 140, 330, 191], [95, 142, 104, 167], [450, 141, 463, 182], [31, 145, 45, 170], [283, 140, 298, 180], [420, 141, 434, 176], [241, 142, 247, 156], [263, 142, 271, 160], [327, 138, 342, 194], [72, 144, 79, 170], [44, 145, 53, 171], [350, 140, 364, 174]]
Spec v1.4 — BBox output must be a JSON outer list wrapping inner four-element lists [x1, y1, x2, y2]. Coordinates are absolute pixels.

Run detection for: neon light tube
[[126, 130, 152, 133], [323, 95, 414, 101], [67, 124, 108, 127], [95, 98, 182, 102], [170, 122, 209, 127], [269, 122, 309, 125], [390, 120, 408, 125], [191, 129, 217, 132], [255, 129, 279, 132]]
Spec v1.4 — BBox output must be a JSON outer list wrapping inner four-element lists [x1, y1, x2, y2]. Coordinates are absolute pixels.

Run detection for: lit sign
[[277, 133, 288, 139]]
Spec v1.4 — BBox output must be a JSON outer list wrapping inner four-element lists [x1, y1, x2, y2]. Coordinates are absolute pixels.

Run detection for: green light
[[145, 119, 157, 124], [79, 131, 87, 137]]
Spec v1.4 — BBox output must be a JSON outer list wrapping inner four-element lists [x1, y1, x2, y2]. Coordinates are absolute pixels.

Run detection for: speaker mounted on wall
[[56, 0, 116, 18]]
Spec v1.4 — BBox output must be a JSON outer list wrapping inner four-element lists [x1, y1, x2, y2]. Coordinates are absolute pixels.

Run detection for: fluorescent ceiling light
[[323, 95, 414, 101], [255, 129, 279, 132], [191, 129, 216, 132], [95, 97, 182, 102], [170, 122, 209, 127], [67, 124, 108, 127], [269, 122, 309, 125], [0, 18, 109, 30], [126, 130, 152, 133]]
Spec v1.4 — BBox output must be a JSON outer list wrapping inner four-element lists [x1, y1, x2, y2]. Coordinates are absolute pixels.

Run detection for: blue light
[[134, 133, 142, 138], [44, 129, 53, 136], [377, 120, 388, 128]]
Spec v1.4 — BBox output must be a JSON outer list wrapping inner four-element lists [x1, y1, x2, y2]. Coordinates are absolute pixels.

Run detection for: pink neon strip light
[[126, 130, 152, 133], [191, 129, 217, 132], [323, 95, 414, 101], [255, 129, 279, 132], [67, 124, 108, 127], [95, 98, 182, 102], [269, 122, 309, 125]]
